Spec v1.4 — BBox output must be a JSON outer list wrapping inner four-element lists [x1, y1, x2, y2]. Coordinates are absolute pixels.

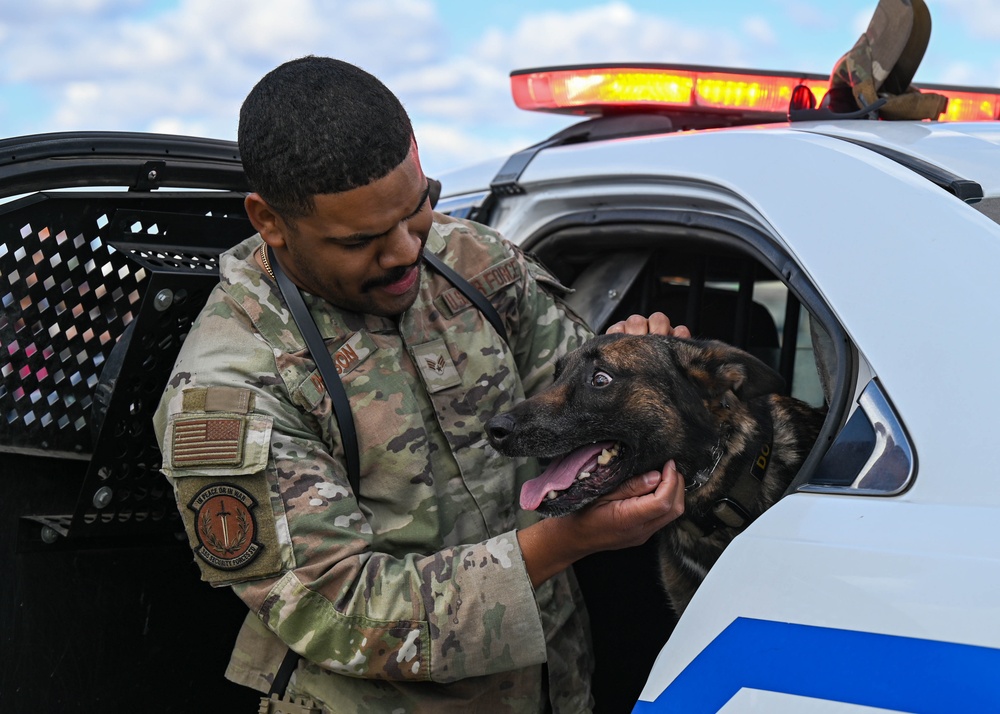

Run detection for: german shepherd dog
[[486, 334, 826, 613]]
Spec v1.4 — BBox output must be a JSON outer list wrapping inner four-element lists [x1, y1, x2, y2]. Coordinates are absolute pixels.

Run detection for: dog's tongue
[[520, 441, 615, 511]]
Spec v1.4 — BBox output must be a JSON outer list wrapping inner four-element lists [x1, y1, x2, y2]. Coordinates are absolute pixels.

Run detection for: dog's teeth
[[546, 490, 558, 500], [597, 450, 612, 465], [578, 471, 591, 480]]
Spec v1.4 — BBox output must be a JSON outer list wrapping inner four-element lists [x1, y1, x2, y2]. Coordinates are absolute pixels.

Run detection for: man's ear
[[672, 338, 786, 402], [244, 193, 288, 249]]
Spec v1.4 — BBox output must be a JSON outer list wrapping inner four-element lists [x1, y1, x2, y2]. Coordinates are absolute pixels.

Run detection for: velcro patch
[[172, 415, 246, 467], [331, 330, 374, 376], [188, 483, 263, 571], [294, 331, 378, 410], [174, 473, 283, 584], [438, 256, 522, 316], [182, 386, 254, 414], [411, 338, 461, 392]]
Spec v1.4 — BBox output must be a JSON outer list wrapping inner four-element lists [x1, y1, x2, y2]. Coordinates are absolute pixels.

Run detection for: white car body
[[439, 119, 1000, 713]]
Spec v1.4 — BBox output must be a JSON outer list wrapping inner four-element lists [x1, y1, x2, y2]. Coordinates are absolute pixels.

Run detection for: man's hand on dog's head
[[517, 460, 685, 588], [605, 311, 691, 338]]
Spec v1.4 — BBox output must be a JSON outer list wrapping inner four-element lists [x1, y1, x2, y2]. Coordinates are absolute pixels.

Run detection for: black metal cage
[[1, 191, 255, 539]]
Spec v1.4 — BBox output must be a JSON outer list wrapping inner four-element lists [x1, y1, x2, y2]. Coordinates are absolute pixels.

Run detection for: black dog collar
[[681, 403, 774, 538]]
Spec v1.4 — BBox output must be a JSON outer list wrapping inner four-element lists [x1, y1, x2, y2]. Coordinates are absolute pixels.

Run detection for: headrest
[[826, 0, 947, 121]]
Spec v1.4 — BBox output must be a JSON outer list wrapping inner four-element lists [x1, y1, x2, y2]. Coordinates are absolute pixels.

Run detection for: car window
[[802, 378, 914, 496], [534, 236, 831, 408]]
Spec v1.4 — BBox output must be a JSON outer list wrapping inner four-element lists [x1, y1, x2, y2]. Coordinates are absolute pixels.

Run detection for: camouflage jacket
[[153, 213, 595, 713]]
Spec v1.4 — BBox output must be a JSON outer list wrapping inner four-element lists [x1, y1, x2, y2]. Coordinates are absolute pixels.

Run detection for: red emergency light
[[510, 64, 1000, 122]]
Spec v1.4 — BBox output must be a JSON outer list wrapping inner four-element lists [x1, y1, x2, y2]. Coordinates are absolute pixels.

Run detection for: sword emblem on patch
[[188, 483, 263, 571]]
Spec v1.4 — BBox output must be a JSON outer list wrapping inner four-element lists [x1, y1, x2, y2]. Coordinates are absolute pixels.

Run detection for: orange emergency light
[[510, 64, 1000, 122]]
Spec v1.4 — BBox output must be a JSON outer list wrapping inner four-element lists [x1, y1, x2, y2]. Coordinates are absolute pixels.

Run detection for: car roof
[[792, 120, 1000, 195], [437, 119, 1000, 201]]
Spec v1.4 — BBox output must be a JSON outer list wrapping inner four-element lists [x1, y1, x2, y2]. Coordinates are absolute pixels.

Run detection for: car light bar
[[511, 64, 1000, 122], [937, 90, 1000, 122]]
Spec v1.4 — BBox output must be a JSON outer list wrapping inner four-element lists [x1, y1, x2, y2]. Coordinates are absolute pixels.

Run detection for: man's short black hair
[[238, 56, 414, 220]]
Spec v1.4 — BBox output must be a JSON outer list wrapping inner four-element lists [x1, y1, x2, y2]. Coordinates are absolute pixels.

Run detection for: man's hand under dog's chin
[[604, 311, 691, 338], [516, 460, 686, 589]]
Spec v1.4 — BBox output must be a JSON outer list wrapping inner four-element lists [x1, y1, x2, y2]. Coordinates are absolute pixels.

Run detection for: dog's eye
[[591, 370, 613, 388]]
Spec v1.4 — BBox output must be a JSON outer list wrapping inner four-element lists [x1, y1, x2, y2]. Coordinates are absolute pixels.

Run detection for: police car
[[432, 62, 1000, 713], [4, 27, 1000, 714]]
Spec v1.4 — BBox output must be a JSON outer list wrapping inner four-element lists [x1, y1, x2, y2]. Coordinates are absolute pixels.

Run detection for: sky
[[1, 0, 999, 177]]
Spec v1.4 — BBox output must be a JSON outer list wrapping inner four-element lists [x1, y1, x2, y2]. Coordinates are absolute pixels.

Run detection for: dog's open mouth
[[520, 441, 624, 512]]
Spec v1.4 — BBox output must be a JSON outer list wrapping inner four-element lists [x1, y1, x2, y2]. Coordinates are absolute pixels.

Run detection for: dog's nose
[[486, 413, 516, 447]]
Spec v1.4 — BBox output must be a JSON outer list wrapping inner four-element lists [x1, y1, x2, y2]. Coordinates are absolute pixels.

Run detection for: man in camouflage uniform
[[153, 56, 686, 713]]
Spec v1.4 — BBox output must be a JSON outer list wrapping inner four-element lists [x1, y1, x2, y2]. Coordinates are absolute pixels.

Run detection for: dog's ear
[[672, 338, 786, 402]]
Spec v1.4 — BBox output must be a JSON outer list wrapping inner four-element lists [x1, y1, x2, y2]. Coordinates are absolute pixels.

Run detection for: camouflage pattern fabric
[[153, 213, 595, 713], [827, 0, 947, 120]]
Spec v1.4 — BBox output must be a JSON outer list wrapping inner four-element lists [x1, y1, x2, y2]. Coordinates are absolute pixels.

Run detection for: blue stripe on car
[[632, 617, 1000, 713]]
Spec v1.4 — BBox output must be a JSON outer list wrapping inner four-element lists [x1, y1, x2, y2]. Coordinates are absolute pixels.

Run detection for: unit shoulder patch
[[188, 482, 262, 571], [174, 473, 283, 584]]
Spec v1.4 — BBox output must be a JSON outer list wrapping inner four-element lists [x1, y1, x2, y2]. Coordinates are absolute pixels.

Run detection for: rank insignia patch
[[412, 338, 461, 392], [188, 483, 263, 571]]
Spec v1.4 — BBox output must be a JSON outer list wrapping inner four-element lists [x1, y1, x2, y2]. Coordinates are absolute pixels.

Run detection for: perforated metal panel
[[60, 267, 217, 536], [0, 193, 246, 455], [2, 195, 139, 454], [1, 192, 255, 536]]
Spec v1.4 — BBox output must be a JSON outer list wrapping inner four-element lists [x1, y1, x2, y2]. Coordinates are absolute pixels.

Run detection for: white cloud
[[936, 61, 979, 86], [414, 122, 519, 174], [474, 2, 749, 68], [936, 0, 1000, 40], [742, 16, 777, 46], [397, 2, 761, 173], [958, 57, 1000, 90], [146, 116, 215, 138], [1, 0, 143, 21], [0, 0, 444, 140]]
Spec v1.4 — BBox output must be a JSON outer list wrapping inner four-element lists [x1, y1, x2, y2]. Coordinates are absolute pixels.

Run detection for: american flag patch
[[171, 416, 245, 467]]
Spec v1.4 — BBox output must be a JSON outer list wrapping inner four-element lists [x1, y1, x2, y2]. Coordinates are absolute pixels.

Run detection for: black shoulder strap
[[266, 245, 509, 498], [263, 245, 508, 698], [267, 246, 361, 494], [422, 250, 509, 345]]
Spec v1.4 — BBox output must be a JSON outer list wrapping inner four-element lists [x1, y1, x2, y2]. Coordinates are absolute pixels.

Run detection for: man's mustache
[[361, 254, 423, 292]]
